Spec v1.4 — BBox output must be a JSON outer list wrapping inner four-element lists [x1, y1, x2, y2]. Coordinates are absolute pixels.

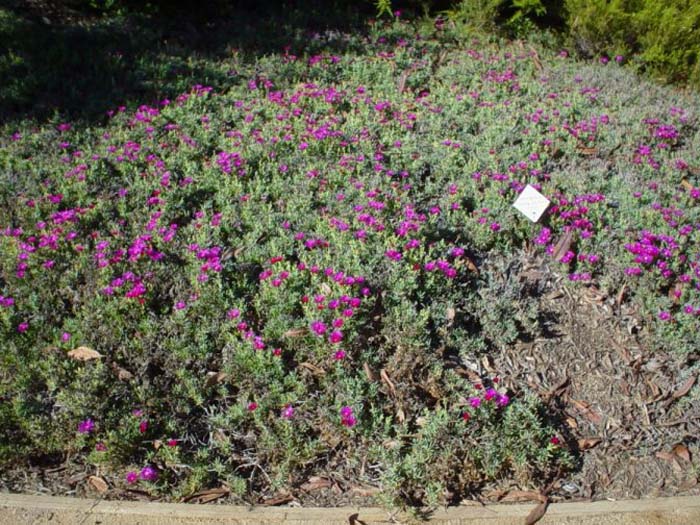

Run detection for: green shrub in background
[[562, 0, 700, 87], [633, 0, 700, 86]]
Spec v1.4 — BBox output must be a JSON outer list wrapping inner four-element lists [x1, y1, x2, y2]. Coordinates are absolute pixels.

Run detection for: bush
[[565, 0, 700, 87]]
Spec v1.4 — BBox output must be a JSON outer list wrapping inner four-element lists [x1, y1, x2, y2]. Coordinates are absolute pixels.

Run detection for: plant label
[[513, 184, 550, 222]]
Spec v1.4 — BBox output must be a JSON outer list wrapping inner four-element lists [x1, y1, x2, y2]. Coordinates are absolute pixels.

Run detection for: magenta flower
[[126, 471, 138, 484], [281, 404, 294, 419], [61, 332, 71, 342], [496, 394, 510, 407], [310, 320, 327, 336], [340, 406, 357, 427], [469, 397, 481, 408], [139, 466, 158, 482], [329, 330, 343, 344], [17, 322, 29, 333], [78, 419, 95, 434]]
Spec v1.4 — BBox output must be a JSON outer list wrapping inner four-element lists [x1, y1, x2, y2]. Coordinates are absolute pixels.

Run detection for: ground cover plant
[[1, 5, 700, 513]]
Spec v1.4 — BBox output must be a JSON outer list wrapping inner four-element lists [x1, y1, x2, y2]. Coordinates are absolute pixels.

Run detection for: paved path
[[2, 493, 700, 524]]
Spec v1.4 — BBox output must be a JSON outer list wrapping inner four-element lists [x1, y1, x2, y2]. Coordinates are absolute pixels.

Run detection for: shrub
[[565, 0, 700, 87]]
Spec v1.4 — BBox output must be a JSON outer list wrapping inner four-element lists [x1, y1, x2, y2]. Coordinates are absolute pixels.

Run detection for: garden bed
[[1, 6, 699, 514]]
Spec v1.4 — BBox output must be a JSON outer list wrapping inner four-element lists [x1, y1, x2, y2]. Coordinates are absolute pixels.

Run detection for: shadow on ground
[[0, 0, 373, 125]]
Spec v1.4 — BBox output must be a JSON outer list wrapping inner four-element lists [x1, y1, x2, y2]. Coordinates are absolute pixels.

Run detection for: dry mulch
[[487, 251, 700, 503]]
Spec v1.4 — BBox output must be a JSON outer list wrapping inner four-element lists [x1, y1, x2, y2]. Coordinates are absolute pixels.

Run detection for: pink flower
[[469, 397, 481, 408], [310, 320, 327, 336], [126, 471, 138, 484], [329, 330, 343, 344], [139, 419, 148, 433], [340, 406, 356, 427], [247, 402, 258, 411], [139, 466, 158, 481], [334, 349, 346, 360], [17, 322, 29, 333], [78, 419, 95, 434], [61, 332, 71, 342], [166, 439, 178, 447], [281, 405, 294, 419]]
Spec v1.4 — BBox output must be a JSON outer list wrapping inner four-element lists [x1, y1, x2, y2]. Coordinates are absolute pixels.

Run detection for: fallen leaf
[[500, 490, 545, 503], [349, 485, 381, 497], [111, 363, 133, 381], [446, 307, 455, 321], [283, 328, 307, 338], [300, 477, 332, 492], [464, 256, 479, 275], [672, 444, 692, 463], [577, 146, 598, 156], [525, 500, 549, 525], [363, 362, 375, 382], [656, 451, 676, 462], [205, 371, 228, 387], [67, 346, 102, 361], [299, 362, 326, 376], [396, 407, 406, 423], [88, 475, 108, 493], [570, 399, 603, 425], [183, 486, 230, 503], [672, 375, 696, 400], [565, 416, 578, 429], [616, 284, 627, 308], [681, 179, 694, 191], [578, 438, 602, 450], [397, 70, 409, 94], [551, 230, 574, 262], [380, 369, 397, 397], [261, 493, 294, 506]]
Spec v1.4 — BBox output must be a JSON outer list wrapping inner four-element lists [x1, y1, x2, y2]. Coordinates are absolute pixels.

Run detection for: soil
[[487, 250, 700, 503]]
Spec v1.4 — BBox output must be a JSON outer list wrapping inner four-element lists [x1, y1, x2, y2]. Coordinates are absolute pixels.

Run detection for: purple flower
[[469, 397, 481, 408], [281, 405, 294, 419], [17, 322, 29, 333], [310, 320, 327, 336], [78, 419, 95, 434], [126, 471, 138, 484], [340, 406, 357, 427], [139, 466, 158, 482], [329, 330, 343, 344], [658, 311, 671, 321]]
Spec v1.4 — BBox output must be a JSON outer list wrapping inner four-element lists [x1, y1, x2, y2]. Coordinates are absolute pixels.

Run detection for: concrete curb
[[1, 493, 700, 524]]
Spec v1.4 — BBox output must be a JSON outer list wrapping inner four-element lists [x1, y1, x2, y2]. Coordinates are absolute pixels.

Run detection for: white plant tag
[[512, 184, 550, 222]]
